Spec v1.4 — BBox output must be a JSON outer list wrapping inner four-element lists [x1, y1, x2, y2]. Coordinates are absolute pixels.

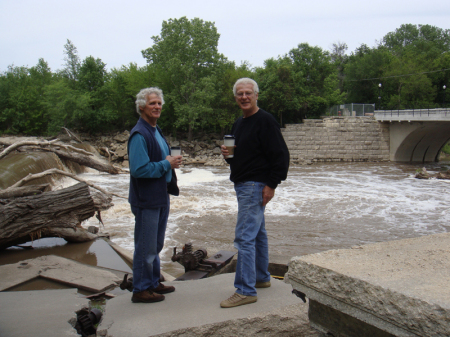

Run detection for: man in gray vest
[[128, 87, 182, 303]]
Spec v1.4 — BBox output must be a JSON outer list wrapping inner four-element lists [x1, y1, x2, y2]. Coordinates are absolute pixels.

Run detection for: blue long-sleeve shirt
[[128, 131, 172, 183]]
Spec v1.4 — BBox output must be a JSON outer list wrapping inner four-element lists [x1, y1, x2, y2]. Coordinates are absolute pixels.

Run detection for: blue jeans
[[234, 181, 270, 296], [131, 195, 170, 293]]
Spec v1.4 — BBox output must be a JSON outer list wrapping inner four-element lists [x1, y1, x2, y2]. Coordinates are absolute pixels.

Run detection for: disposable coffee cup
[[171, 146, 181, 156], [223, 135, 235, 158]]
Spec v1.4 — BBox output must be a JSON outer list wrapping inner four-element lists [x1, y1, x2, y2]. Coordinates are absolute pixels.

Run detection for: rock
[[113, 131, 129, 143], [114, 144, 128, 158], [180, 140, 194, 148], [73, 132, 230, 167], [415, 167, 430, 179], [436, 170, 450, 179], [205, 156, 227, 166], [88, 226, 99, 234]]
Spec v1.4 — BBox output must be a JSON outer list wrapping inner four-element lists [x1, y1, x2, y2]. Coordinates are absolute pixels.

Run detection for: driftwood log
[[40, 147, 121, 174], [5, 168, 126, 199], [0, 184, 50, 199], [0, 182, 113, 250], [0, 138, 122, 175]]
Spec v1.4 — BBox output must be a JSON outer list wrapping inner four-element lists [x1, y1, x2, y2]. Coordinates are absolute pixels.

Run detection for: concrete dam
[[282, 114, 450, 164]]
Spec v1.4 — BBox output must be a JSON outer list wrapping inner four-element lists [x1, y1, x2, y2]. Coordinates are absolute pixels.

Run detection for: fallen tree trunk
[[0, 138, 123, 174], [0, 182, 113, 250], [5, 168, 126, 199], [40, 147, 121, 174], [0, 184, 50, 199]]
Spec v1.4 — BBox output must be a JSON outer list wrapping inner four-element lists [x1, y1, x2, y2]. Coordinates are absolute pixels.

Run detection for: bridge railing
[[374, 108, 450, 121]]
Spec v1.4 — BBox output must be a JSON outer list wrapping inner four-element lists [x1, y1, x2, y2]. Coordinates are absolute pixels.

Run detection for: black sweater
[[227, 109, 290, 189]]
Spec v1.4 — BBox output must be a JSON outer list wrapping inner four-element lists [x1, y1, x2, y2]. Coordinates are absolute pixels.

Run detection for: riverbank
[[0, 131, 229, 168]]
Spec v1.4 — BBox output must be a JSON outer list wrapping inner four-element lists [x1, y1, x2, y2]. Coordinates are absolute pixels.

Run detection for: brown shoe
[[131, 290, 165, 303], [220, 292, 257, 308], [255, 281, 271, 288], [150, 282, 175, 294]]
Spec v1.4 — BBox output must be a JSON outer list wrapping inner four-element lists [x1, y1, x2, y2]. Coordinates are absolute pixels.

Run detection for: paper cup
[[171, 146, 181, 156], [223, 135, 235, 158]]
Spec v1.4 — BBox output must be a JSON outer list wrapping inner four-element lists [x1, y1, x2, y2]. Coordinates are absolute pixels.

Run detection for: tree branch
[[6, 168, 127, 199]]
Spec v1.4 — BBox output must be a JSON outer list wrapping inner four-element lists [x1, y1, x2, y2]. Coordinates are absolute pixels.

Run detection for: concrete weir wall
[[286, 232, 450, 336], [282, 116, 390, 164]]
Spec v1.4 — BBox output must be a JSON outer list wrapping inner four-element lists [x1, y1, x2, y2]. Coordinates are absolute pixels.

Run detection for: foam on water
[[76, 163, 450, 271]]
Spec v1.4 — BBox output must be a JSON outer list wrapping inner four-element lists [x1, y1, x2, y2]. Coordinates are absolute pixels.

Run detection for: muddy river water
[[2, 161, 449, 278], [73, 161, 450, 277]]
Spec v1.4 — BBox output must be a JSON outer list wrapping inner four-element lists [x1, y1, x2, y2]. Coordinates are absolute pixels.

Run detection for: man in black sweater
[[220, 78, 290, 308]]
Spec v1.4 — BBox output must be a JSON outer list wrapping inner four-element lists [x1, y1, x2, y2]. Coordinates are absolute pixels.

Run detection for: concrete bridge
[[374, 108, 450, 162]]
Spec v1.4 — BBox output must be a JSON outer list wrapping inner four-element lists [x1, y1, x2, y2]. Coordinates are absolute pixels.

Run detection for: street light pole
[[443, 85, 447, 109], [378, 83, 382, 110]]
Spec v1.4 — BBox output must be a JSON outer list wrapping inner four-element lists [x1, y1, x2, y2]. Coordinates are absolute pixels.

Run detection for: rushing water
[[76, 162, 450, 277]]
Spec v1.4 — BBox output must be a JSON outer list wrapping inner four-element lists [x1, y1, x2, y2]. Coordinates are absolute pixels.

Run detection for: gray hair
[[232, 78, 259, 96], [135, 87, 165, 114]]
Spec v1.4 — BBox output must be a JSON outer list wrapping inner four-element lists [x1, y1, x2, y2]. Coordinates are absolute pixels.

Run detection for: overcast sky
[[1, 0, 449, 72]]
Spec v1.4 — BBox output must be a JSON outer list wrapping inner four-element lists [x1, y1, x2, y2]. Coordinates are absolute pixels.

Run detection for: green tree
[[43, 78, 91, 134], [0, 65, 30, 133], [288, 43, 344, 119], [61, 39, 80, 87], [382, 24, 450, 58], [0, 59, 54, 135], [75, 55, 117, 133], [213, 61, 254, 135], [104, 63, 161, 130], [330, 41, 348, 92], [256, 57, 305, 125], [142, 17, 227, 140], [343, 45, 392, 106], [432, 52, 450, 106], [256, 43, 344, 123], [383, 49, 435, 109]]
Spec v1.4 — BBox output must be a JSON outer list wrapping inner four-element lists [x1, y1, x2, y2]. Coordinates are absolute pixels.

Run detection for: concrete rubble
[[0, 272, 316, 337], [0, 241, 317, 337], [0, 288, 89, 337], [286, 232, 450, 337], [0, 254, 122, 293], [4, 231, 450, 336], [97, 273, 316, 337]]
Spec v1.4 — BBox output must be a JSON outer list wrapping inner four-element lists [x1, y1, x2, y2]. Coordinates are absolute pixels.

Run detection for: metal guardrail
[[327, 104, 375, 117], [374, 108, 450, 121]]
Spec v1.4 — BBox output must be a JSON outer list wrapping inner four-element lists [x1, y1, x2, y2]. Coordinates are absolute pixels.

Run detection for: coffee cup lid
[[224, 135, 235, 139]]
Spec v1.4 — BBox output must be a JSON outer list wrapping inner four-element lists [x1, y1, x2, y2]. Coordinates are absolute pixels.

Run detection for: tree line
[[1, 19, 449, 140]]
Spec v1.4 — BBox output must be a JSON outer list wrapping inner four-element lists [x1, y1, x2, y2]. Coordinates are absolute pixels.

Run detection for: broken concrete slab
[[286, 232, 450, 337], [0, 255, 122, 292], [97, 272, 318, 337], [0, 288, 88, 337], [152, 304, 317, 337]]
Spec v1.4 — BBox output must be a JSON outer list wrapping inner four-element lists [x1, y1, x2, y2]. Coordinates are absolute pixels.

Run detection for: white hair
[[135, 87, 164, 114], [232, 78, 259, 96]]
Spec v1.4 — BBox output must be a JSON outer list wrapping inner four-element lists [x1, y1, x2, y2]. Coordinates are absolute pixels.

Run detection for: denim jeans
[[131, 194, 169, 293], [234, 181, 271, 296]]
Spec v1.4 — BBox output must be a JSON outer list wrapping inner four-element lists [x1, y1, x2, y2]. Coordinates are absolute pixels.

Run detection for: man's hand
[[262, 186, 275, 206], [220, 144, 230, 158], [166, 155, 182, 169]]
